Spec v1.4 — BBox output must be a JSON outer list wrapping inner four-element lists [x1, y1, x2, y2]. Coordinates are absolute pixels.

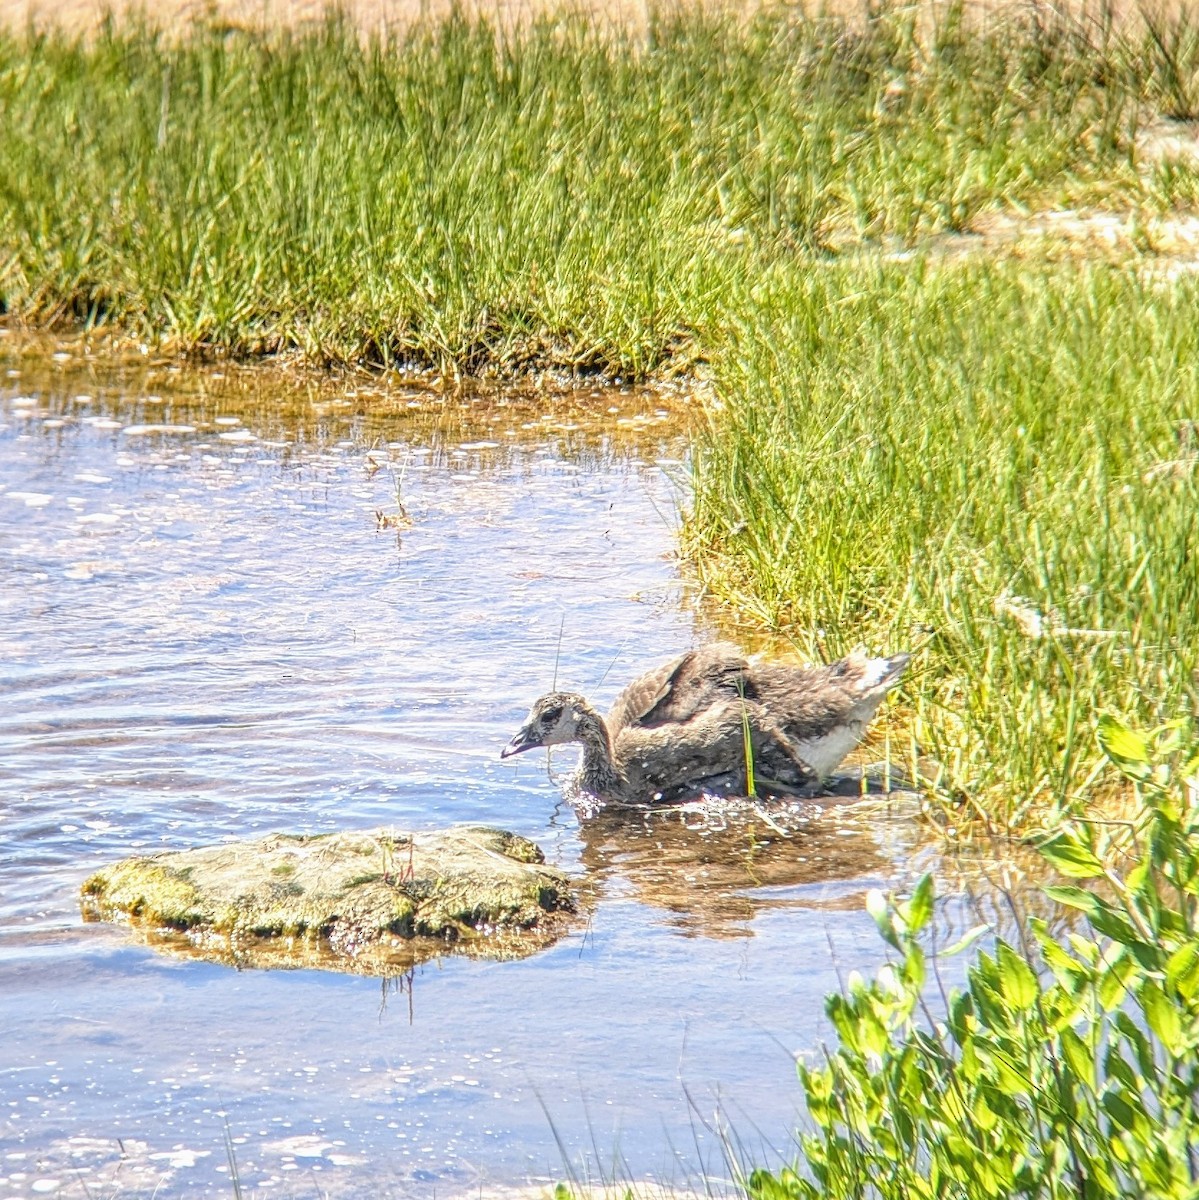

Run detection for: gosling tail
[[843, 648, 911, 695]]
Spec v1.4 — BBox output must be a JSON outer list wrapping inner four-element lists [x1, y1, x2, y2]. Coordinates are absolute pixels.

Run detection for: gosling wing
[[606, 643, 751, 732]]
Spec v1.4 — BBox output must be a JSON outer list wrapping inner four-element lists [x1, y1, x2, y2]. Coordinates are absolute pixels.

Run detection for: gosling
[[502, 642, 910, 805]]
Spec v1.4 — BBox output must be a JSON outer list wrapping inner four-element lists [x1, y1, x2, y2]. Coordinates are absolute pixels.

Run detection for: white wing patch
[[794, 721, 865, 779], [858, 657, 894, 689]]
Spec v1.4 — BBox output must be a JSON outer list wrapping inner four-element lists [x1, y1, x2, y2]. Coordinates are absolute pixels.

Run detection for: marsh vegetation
[[686, 263, 1199, 826], [749, 717, 1199, 1200], [1, 4, 1197, 833], [3, 4, 1199, 1193], [0, 2, 1197, 371]]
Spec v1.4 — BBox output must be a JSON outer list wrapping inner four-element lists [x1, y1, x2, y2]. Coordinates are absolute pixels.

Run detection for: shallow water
[[0, 340, 957, 1198]]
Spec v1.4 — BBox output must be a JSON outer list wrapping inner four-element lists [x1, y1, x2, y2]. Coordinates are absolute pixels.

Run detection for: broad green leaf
[[969, 958, 1013, 1030], [1140, 980, 1186, 1056], [1103, 1043, 1139, 1092], [1097, 714, 1151, 779], [749, 1169, 805, 1200], [1166, 942, 1199, 1002], [1048, 888, 1146, 949], [906, 873, 934, 935], [1038, 831, 1106, 879], [902, 941, 927, 993], [1059, 1027, 1094, 1090], [859, 1008, 890, 1057], [960, 1038, 981, 1082], [1114, 1011, 1160, 1087], [1042, 988, 1086, 1031], [947, 991, 975, 1045], [1067, 932, 1101, 966], [1037, 933, 1087, 991], [1097, 950, 1134, 1011], [993, 1053, 1032, 1097], [1088, 905, 1151, 951], [996, 942, 1039, 1011], [866, 888, 900, 950], [944, 1132, 978, 1164], [1102, 1089, 1139, 1132], [941, 923, 990, 957], [1151, 718, 1188, 757], [1123, 860, 1151, 899], [974, 1157, 1000, 1197], [1046, 885, 1101, 918]]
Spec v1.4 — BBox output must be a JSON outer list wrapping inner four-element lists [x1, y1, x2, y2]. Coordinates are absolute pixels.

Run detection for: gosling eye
[[540, 705, 563, 726]]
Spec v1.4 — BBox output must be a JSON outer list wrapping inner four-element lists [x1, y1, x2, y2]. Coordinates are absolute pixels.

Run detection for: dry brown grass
[[7, 0, 1174, 35], [1, 0, 764, 34]]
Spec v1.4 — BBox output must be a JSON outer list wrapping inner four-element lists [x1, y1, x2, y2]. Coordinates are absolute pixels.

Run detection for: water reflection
[[0, 332, 1046, 1199], [88, 911, 574, 976], [573, 798, 913, 939]]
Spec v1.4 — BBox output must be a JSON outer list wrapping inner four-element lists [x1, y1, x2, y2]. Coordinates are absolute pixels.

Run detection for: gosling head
[[501, 692, 590, 758]]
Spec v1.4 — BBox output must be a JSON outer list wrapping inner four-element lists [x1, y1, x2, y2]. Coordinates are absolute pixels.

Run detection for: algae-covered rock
[[81, 826, 576, 975]]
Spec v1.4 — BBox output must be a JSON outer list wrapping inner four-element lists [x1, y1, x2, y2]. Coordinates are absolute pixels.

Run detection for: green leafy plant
[[749, 714, 1199, 1200]]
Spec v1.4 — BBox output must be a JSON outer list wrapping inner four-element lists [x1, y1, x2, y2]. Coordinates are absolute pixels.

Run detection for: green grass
[[2, 3, 1199, 826], [0, 1, 1186, 371], [687, 261, 1199, 826]]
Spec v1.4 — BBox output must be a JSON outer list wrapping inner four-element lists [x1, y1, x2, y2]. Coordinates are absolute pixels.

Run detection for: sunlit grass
[[686, 261, 1199, 828], [0, 1, 1182, 370], [2, 3, 1199, 829]]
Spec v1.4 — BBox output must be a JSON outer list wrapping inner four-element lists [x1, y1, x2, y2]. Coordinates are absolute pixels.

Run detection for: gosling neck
[[572, 702, 624, 798]]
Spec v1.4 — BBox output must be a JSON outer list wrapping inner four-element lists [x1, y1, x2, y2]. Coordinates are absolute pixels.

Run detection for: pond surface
[[0, 337, 966, 1198]]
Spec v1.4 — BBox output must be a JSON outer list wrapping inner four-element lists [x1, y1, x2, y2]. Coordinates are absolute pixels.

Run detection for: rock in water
[[80, 826, 575, 975]]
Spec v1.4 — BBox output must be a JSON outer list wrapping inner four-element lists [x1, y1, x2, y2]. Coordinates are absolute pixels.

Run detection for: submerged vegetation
[[1, 2, 1197, 825]]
